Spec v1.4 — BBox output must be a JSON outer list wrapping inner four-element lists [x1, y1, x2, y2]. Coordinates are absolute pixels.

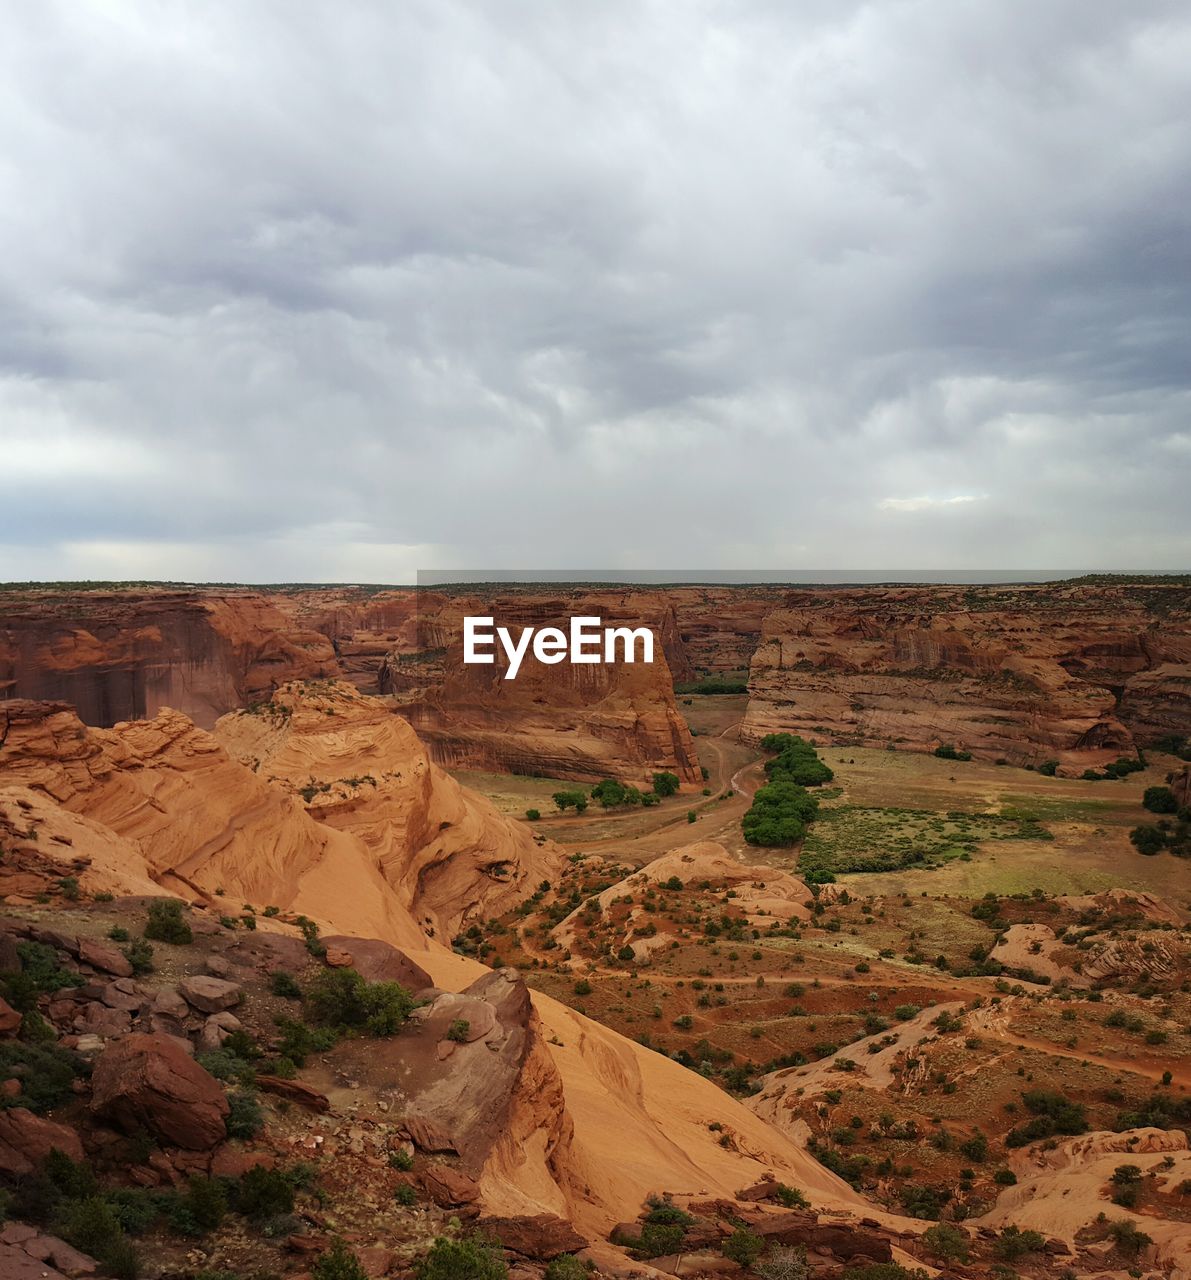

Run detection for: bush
[[722, 1228, 765, 1265], [922, 1223, 969, 1262], [314, 1238, 370, 1280], [757, 1249, 811, 1280], [306, 969, 414, 1036], [1004, 1089, 1087, 1147], [992, 1226, 1045, 1260], [415, 1236, 508, 1279], [59, 1195, 139, 1275], [225, 1090, 264, 1139], [687, 810, 697, 823], [233, 1166, 295, 1219], [573, 980, 593, 997], [773, 1183, 809, 1208], [652, 771, 680, 797], [0, 1041, 83, 1112], [544, 1258, 587, 1280], [185, 1176, 227, 1231], [446, 1019, 471, 1043], [122, 939, 154, 975], [271, 971, 303, 999], [1143, 786, 1178, 814], [1129, 824, 1167, 855], [525, 809, 541, 821], [934, 744, 972, 762], [1106, 1219, 1152, 1255], [143, 900, 193, 945]]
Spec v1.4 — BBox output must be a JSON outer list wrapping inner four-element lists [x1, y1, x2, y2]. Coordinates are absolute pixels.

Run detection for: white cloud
[[878, 495, 988, 514]]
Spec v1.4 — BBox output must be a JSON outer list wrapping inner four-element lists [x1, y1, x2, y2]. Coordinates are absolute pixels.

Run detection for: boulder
[[482, 1214, 586, 1260], [98, 978, 144, 1012], [150, 987, 190, 1020], [255, 1076, 331, 1112], [198, 1011, 242, 1052], [417, 1164, 481, 1210], [0, 1107, 86, 1175], [178, 976, 242, 1014], [89, 1033, 229, 1149], [75, 1003, 131, 1038], [399, 1114, 458, 1155], [0, 997, 22, 1037], [76, 939, 133, 978]]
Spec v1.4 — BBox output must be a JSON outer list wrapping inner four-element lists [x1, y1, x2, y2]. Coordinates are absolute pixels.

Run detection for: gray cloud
[[1, 0, 1189, 581]]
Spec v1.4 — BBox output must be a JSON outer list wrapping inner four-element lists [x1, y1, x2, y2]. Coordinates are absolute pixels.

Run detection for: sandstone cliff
[[213, 680, 563, 938], [741, 582, 1191, 769], [0, 589, 338, 729], [392, 592, 701, 785]]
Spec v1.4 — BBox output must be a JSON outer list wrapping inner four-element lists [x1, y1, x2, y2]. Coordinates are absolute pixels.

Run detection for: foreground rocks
[[89, 1032, 230, 1149]]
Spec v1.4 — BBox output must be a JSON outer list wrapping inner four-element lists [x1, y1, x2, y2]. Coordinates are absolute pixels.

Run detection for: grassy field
[[806, 745, 1191, 900]]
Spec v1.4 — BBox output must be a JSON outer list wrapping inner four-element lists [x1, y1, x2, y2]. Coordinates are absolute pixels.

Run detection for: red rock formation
[[389, 593, 701, 784], [741, 582, 1191, 769], [0, 1108, 85, 1175], [0, 589, 338, 729], [213, 680, 565, 938]]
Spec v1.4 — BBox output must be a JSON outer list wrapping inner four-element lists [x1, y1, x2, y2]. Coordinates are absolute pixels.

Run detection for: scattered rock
[[178, 976, 242, 1014], [255, 1076, 331, 1112], [325, 948, 355, 968], [76, 938, 133, 978], [151, 987, 190, 1020], [198, 1011, 242, 1052]]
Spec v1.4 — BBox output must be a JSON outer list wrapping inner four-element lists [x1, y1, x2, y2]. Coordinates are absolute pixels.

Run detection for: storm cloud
[[1, 1, 1189, 579]]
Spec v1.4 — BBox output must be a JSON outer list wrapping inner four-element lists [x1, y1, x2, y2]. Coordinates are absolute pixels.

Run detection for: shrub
[[143, 900, 193, 945], [934, 744, 972, 762], [0, 1041, 83, 1112], [573, 980, 593, 997], [394, 1183, 417, 1206], [122, 939, 154, 975], [922, 1223, 969, 1262], [271, 971, 303, 999], [992, 1226, 1045, 1260], [757, 1249, 812, 1280], [314, 1239, 370, 1280], [1143, 786, 1178, 814], [1130, 824, 1167, 855], [225, 1090, 264, 1139], [773, 1183, 810, 1208], [652, 772, 680, 797], [544, 1258, 587, 1280], [415, 1236, 508, 1279], [59, 1196, 139, 1275], [306, 969, 414, 1036], [687, 810, 697, 823], [742, 780, 819, 846], [525, 809, 541, 821], [1107, 1219, 1152, 1256], [899, 1184, 947, 1219], [446, 1019, 471, 1043], [185, 1176, 227, 1231], [722, 1228, 765, 1265], [233, 1166, 295, 1219]]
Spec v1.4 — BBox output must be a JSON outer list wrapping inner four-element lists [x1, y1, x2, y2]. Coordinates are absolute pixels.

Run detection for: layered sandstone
[[391, 592, 701, 785], [0, 698, 426, 948], [0, 589, 338, 728], [213, 680, 562, 938], [741, 582, 1191, 770]]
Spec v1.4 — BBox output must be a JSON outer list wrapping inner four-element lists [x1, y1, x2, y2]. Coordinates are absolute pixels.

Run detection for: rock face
[[214, 681, 564, 938], [388, 592, 701, 785], [0, 588, 339, 729], [89, 1033, 230, 1149], [741, 582, 1191, 769]]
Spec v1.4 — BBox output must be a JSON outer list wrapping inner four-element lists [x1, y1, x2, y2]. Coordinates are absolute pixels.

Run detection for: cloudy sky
[[2, 1, 1189, 582]]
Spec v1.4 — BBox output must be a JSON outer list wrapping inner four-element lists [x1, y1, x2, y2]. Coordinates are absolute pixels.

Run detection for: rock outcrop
[[213, 680, 564, 938], [741, 582, 1191, 769], [1, 589, 339, 729]]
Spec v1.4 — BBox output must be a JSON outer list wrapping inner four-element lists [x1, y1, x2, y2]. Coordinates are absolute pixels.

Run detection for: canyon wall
[[0, 589, 338, 729], [740, 582, 1191, 769]]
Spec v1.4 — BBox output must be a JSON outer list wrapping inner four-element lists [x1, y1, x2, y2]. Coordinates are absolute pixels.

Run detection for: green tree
[[415, 1237, 508, 1279], [652, 771, 680, 797]]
